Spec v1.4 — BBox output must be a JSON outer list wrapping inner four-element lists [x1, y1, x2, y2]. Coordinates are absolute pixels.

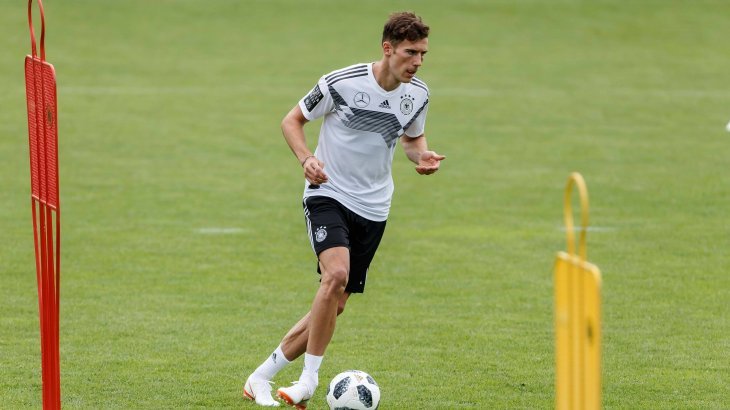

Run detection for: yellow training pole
[[555, 172, 602, 410]]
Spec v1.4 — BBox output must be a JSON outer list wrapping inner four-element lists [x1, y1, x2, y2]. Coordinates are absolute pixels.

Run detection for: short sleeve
[[404, 100, 429, 137], [298, 76, 334, 121]]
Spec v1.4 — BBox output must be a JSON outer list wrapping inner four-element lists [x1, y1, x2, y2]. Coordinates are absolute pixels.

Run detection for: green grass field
[[2, 0, 729, 408]]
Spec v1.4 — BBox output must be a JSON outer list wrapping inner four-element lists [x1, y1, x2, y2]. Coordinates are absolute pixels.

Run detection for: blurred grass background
[[1, 0, 728, 408]]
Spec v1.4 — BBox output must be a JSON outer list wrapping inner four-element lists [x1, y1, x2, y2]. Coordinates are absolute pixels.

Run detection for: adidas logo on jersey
[[378, 100, 391, 109]]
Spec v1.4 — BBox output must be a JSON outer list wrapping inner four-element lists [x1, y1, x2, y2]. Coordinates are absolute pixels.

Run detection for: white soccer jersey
[[299, 63, 430, 222]]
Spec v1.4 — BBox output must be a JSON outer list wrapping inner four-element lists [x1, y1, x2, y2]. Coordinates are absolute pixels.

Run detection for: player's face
[[386, 38, 428, 83]]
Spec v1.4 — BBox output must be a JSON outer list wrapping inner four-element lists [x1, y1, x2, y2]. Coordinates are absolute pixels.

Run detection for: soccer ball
[[326, 370, 381, 410]]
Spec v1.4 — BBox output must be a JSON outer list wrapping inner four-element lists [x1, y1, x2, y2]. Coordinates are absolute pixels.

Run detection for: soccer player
[[243, 12, 444, 408]]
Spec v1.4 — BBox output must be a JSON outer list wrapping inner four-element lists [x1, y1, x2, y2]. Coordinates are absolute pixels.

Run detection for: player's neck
[[372, 60, 400, 92]]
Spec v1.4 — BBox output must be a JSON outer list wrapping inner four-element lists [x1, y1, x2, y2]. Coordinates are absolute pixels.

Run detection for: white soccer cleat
[[276, 380, 316, 410], [243, 375, 281, 407]]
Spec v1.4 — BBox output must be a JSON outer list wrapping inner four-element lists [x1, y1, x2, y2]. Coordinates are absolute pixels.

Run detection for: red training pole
[[24, 0, 62, 408]]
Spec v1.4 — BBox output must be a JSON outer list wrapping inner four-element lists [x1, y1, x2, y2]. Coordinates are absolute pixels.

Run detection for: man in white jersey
[[243, 12, 444, 408]]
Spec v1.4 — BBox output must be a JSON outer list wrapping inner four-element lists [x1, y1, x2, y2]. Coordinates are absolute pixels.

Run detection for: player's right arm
[[281, 105, 328, 185]]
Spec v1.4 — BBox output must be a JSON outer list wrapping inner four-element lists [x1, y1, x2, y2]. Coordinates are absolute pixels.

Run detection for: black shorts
[[302, 196, 387, 293]]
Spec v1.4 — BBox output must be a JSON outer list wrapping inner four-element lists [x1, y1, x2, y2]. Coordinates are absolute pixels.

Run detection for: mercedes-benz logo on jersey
[[353, 91, 370, 108], [315, 226, 328, 242], [400, 94, 414, 115]]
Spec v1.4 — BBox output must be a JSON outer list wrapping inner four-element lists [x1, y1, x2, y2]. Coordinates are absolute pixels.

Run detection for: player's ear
[[383, 41, 393, 57]]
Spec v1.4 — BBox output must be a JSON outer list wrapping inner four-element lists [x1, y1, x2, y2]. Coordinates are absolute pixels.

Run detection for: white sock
[[252, 345, 291, 381], [301, 353, 323, 386]]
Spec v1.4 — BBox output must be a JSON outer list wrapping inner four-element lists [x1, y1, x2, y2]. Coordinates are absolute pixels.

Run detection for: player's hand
[[303, 156, 329, 185], [415, 151, 445, 175]]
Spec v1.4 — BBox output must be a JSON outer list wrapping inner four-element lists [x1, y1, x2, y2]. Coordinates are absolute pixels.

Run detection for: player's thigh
[[318, 246, 350, 286]]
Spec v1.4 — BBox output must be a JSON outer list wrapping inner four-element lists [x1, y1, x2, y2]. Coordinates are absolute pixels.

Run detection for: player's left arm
[[400, 134, 445, 175]]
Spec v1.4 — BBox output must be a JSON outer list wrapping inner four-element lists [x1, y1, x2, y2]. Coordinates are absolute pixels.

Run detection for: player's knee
[[321, 266, 348, 296]]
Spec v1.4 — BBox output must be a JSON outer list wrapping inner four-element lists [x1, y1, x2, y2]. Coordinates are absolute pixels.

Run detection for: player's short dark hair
[[381, 12, 429, 47]]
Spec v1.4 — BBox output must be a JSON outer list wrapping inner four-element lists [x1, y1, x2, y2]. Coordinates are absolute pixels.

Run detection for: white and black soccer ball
[[326, 370, 381, 410]]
